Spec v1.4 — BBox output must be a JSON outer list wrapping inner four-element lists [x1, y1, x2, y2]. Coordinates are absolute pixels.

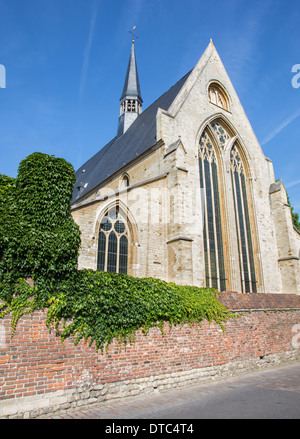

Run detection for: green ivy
[[0, 152, 236, 351], [0, 153, 81, 295], [287, 195, 300, 232], [45, 270, 236, 352], [0, 278, 38, 335]]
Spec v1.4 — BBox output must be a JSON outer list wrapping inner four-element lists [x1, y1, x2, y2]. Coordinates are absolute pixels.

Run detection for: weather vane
[[129, 26, 139, 43]]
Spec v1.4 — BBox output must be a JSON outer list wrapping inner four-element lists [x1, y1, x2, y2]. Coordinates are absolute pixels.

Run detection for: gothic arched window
[[208, 83, 229, 111], [230, 144, 257, 293], [97, 207, 129, 274], [199, 129, 226, 291]]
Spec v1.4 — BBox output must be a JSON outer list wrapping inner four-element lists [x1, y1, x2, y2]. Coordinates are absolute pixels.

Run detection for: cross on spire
[[129, 25, 139, 43]]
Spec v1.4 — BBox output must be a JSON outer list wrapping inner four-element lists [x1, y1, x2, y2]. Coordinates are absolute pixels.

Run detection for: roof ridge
[[72, 69, 193, 204], [143, 69, 193, 112]]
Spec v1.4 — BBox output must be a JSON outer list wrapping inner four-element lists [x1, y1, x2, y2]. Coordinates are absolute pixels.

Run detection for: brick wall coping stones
[[219, 292, 300, 311]]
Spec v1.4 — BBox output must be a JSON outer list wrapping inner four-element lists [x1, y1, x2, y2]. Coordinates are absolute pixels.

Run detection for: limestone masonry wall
[[1, 292, 300, 418]]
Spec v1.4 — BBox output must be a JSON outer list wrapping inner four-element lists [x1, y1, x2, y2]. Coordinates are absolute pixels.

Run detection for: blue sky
[[0, 0, 299, 211]]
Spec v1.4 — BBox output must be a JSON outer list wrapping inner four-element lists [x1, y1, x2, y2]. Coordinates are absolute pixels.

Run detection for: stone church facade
[[71, 40, 300, 295]]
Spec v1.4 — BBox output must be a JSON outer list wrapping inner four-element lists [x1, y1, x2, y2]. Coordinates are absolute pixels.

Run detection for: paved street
[[39, 362, 300, 420]]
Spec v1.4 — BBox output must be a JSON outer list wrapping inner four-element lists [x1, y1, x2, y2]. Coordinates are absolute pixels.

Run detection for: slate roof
[[72, 69, 192, 205]]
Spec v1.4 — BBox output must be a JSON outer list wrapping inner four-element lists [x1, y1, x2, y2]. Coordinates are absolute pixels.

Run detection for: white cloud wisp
[[79, 0, 100, 103], [261, 107, 300, 146]]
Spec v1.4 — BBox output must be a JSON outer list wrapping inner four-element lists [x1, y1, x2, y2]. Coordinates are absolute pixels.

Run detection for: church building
[[71, 39, 300, 295]]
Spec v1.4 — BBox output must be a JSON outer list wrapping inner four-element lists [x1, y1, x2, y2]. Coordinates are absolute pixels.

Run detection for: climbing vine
[[45, 270, 236, 352], [0, 152, 236, 350], [287, 195, 300, 232]]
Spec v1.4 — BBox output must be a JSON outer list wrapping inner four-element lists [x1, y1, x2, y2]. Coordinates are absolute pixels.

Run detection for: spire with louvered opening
[[117, 39, 143, 137]]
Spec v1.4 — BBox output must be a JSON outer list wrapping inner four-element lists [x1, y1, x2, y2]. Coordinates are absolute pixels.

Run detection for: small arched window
[[121, 174, 130, 188], [208, 83, 229, 111], [97, 207, 129, 274], [230, 144, 257, 293]]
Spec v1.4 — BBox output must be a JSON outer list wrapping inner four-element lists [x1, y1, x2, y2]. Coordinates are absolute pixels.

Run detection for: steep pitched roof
[[120, 42, 142, 103], [72, 69, 192, 204]]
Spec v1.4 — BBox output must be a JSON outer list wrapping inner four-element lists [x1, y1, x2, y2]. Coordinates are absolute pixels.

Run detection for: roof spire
[[120, 28, 142, 102], [117, 28, 143, 137]]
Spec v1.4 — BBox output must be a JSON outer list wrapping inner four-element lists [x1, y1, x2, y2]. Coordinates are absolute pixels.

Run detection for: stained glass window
[[97, 232, 106, 272], [119, 236, 128, 274], [210, 121, 230, 148], [230, 144, 257, 293], [199, 129, 226, 291], [107, 232, 118, 273], [97, 207, 129, 274]]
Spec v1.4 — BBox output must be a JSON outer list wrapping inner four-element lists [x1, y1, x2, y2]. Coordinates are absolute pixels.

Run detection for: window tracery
[[230, 143, 257, 293], [208, 83, 229, 111], [97, 207, 129, 274], [199, 130, 216, 162], [210, 121, 231, 148], [199, 129, 226, 291], [230, 144, 244, 174], [198, 120, 258, 293]]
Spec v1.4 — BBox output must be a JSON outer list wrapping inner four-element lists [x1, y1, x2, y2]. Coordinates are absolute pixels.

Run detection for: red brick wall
[[1, 292, 300, 417]]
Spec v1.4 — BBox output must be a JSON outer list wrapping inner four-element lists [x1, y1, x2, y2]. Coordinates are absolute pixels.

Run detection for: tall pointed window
[[97, 207, 129, 274], [230, 144, 257, 293], [199, 129, 226, 291]]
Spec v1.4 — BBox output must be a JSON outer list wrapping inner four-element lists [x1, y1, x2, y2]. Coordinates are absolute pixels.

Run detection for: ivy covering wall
[[0, 152, 235, 351]]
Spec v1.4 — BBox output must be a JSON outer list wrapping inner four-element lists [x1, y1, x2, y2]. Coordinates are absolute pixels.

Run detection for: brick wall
[[1, 292, 300, 418]]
